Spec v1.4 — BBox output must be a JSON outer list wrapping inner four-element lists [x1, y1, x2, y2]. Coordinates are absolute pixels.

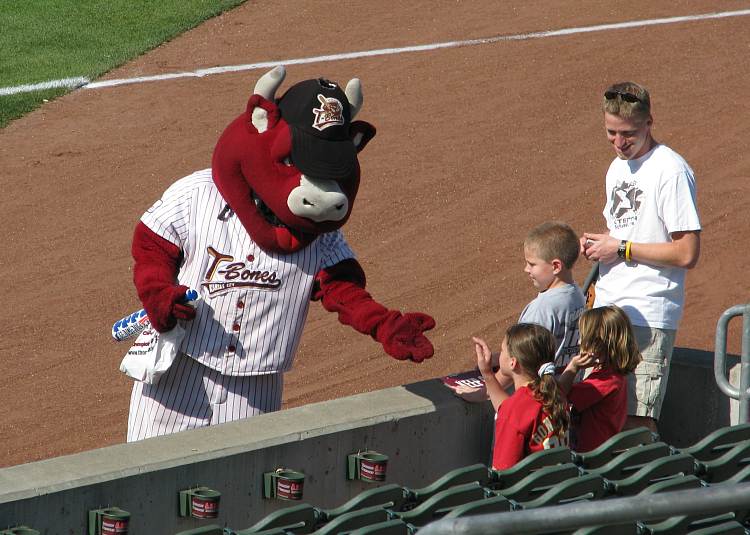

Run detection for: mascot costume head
[[211, 66, 376, 254]]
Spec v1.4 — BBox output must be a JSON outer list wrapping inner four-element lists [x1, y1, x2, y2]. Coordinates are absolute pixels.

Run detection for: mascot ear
[[351, 121, 376, 153], [249, 65, 286, 133]]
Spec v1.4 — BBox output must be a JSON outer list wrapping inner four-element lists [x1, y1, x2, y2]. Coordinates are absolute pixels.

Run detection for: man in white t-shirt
[[581, 81, 701, 434]]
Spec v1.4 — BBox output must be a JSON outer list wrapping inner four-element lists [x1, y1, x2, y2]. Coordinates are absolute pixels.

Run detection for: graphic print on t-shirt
[[609, 180, 644, 229]]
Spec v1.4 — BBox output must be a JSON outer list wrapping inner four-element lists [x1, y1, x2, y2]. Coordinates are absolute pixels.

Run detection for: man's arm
[[582, 230, 700, 269]]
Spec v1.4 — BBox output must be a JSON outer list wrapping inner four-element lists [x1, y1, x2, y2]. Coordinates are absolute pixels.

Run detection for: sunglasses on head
[[604, 90, 642, 103]]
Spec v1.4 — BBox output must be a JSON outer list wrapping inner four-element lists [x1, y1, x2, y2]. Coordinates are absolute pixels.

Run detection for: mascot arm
[[313, 259, 435, 362], [132, 222, 196, 333]]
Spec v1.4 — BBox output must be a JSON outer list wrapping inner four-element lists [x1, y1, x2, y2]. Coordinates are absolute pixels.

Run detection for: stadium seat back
[[678, 423, 750, 462], [242, 503, 319, 534], [393, 482, 488, 526], [347, 519, 413, 535], [491, 448, 573, 489], [442, 494, 511, 519], [605, 453, 696, 496], [173, 527, 224, 535], [572, 522, 638, 534], [318, 484, 407, 520], [586, 442, 671, 480], [514, 473, 605, 509], [406, 463, 489, 502], [311, 505, 390, 535], [695, 440, 750, 483], [572, 427, 655, 470], [494, 463, 581, 502]]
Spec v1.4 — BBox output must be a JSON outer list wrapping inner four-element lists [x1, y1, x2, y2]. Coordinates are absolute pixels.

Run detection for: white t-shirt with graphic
[[594, 144, 701, 329], [519, 283, 586, 368], [141, 169, 355, 376]]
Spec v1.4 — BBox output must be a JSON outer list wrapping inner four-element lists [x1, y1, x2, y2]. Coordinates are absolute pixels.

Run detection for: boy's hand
[[473, 336, 494, 376]]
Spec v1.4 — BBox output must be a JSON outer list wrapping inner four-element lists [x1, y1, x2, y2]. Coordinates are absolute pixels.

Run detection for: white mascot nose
[[287, 175, 349, 222]]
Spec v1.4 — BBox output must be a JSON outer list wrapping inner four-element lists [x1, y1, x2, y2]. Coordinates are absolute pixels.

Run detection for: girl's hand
[[569, 351, 599, 371], [473, 336, 494, 376], [450, 384, 490, 403]]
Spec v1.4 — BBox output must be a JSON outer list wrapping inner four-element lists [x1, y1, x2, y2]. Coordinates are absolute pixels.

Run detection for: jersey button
[[232, 323, 241, 332], [228, 345, 236, 353], [237, 300, 245, 309]]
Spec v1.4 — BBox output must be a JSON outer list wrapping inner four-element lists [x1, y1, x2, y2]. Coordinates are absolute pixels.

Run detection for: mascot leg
[[127, 353, 284, 441]]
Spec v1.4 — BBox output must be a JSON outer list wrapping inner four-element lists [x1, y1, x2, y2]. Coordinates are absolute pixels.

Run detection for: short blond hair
[[524, 221, 580, 269], [603, 81, 651, 122]]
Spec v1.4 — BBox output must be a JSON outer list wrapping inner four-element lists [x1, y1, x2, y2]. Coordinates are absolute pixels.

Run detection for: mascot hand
[[147, 284, 197, 333], [375, 311, 435, 363]]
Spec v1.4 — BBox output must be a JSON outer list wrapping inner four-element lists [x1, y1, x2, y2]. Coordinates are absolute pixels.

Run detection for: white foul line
[[2, 9, 749, 96]]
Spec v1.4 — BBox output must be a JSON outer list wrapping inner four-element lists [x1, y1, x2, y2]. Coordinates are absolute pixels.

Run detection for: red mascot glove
[[132, 222, 197, 333], [313, 259, 435, 362]]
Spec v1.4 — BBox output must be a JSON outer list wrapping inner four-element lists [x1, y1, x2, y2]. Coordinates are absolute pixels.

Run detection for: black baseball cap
[[278, 78, 357, 180]]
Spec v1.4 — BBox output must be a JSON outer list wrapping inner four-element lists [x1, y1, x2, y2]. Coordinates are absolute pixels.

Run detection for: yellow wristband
[[625, 241, 632, 262]]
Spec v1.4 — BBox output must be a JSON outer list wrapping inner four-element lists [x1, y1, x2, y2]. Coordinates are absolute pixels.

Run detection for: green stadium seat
[[442, 494, 512, 519], [572, 523, 638, 534], [604, 453, 696, 496], [675, 422, 750, 462], [642, 512, 739, 535], [237, 503, 319, 534], [495, 463, 582, 503], [404, 463, 490, 502], [232, 529, 291, 535], [695, 440, 750, 483], [311, 504, 390, 535], [572, 426, 655, 470], [174, 526, 224, 535], [347, 519, 413, 535], [686, 519, 747, 534], [640, 474, 705, 494], [721, 462, 750, 484], [491, 448, 574, 490], [317, 484, 409, 521], [635, 475, 707, 534], [585, 442, 671, 480], [513, 473, 605, 509], [391, 481, 488, 527]]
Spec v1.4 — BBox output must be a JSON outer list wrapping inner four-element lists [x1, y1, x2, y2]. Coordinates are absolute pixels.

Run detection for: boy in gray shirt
[[519, 221, 586, 368], [450, 221, 585, 401]]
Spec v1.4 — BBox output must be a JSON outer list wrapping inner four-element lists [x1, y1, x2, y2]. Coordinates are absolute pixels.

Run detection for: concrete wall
[[0, 347, 740, 533], [659, 348, 739, 448], [0, 379, 495, 533]]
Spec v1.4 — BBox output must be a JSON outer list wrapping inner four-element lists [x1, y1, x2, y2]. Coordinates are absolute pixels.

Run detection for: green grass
[[0, 0, 247, 129]]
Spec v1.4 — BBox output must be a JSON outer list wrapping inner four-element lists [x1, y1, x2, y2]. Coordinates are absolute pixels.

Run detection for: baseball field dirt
[[1, 0, 747, 467]]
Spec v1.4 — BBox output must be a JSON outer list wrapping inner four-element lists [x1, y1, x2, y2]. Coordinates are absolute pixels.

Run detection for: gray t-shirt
[[519, 283, 586, 368]]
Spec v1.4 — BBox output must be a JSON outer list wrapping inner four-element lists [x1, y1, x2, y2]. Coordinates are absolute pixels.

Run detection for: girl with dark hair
[[474, 323, 570, 470]]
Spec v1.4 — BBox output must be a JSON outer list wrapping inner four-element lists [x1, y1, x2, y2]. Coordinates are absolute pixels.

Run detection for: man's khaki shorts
[[626, 325, 677, 420]]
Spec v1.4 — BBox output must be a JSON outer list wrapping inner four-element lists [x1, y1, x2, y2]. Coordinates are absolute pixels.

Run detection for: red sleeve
[[492, 405, 526, 470], [313, 259, 435, 362], [568, 371, 620, 412], [132, 222, 194, 332]]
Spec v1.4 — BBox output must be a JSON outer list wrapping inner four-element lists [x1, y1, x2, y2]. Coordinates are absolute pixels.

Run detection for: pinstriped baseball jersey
[[140, 168, 355, 376]]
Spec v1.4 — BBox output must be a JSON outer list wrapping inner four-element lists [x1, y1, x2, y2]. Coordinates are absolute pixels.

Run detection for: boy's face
[[524, 245, 558, 291]]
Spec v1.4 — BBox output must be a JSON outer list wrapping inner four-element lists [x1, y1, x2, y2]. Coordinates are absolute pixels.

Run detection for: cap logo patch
[[311, 94, 345, 131]]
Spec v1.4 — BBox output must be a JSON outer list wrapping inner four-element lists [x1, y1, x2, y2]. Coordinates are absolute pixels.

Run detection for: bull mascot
[[126, 66, 435, 441]]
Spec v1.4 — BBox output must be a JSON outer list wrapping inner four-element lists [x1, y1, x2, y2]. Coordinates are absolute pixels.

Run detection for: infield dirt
[[1, 0, 747, 467]]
